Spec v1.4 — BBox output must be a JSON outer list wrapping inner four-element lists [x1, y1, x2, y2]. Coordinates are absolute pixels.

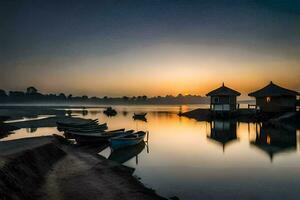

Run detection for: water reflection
[[1, 105, 300, 200], [122, 111, 128, 116], [133, 116, 147, 122], [251, 123, 297, 161], [0, 127, 61, 141], [207, 120, 238, 152]]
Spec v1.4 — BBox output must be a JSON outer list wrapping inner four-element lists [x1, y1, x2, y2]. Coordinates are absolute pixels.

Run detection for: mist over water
[[3, 105, 300, 200]]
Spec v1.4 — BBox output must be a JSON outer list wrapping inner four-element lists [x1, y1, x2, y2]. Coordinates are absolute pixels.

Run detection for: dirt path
[[38, 144, 165, 200]]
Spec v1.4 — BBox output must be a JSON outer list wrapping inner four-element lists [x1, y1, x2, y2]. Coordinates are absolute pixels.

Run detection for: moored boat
[[62, 123, 108, 133], [56, 119, 99, 131], [108, 141, 145, 163], [73, 129, 134, 145], [63, 125, 109, 139], [133, 113, 147, 121], [133, 113, 147, 118], [103, 107, 117, 116], [109, 131, 146, 150]]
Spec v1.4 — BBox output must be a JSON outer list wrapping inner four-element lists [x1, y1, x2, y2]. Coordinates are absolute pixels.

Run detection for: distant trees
[[26, 86, 38, 94], [0, 90, 7, 97], [58, 93, 67, 101], [0, 87, 208, 105], [0, 90, 7, 102], [122, 96, 129, 101]]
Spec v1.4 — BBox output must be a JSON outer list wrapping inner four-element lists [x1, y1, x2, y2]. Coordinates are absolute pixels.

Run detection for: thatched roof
[[249, 81, 299, 97], [206, 83, 241, 96]]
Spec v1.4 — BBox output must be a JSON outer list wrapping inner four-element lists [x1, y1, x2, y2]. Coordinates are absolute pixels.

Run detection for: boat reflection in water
[[207, 120, 238, 152], [108, 141, 146, 164], [251, 123, 297, 161]]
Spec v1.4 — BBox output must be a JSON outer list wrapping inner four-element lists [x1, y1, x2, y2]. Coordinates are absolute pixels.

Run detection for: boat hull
[[73, 130, 133, 145], [110, 132, 146, 150]]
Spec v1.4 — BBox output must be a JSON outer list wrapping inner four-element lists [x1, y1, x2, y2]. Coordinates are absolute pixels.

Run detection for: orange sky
[[3, 43, 299, 97]]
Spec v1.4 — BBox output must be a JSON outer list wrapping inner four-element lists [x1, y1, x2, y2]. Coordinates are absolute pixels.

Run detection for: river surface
[[2, 105, 300, 200]]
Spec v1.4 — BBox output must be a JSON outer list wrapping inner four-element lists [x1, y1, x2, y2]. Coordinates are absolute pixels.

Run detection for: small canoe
[[0, 116, 10, 122], [133, 113, 147, 118], [57, 119, 99, 130], [64, 128, 124, 139], [73, 129, 134, 145], [103, 107, 117, 116], [57, 119, 98, 127], [109, 131, 146, 150], [108, 141, 145, 163], [133, 113, 147, 122], [62, 123, 108, 132]]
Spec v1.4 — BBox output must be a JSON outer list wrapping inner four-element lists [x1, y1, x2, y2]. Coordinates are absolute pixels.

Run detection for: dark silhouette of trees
[[58, 93, 67, 101], [0, 87, 208, 105], [122, 96, 129, 101], [26, 86, 38, 94], [0, 90, 7, 97]]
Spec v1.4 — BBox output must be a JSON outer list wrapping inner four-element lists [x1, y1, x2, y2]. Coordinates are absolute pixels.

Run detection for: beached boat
[[109, 131, 146, 150], [56, 119, 99, 131], [57, 119, 98, 127], [62, 123, 108, 132], [64, 127, 124, 139], [73, 129, 134, 145], [67, 128, 124, 135]]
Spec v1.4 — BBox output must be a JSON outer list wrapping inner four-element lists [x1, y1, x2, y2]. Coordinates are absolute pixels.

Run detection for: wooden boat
[[67, 128, 124, 135], [62, 123, 108, 132], [103, 107, 117, 116], [108, 141, 145, 164], [109, 131, 146, 150], [57, 119, 98, 127], [133, 113, 147, 122], [64, 128, 124, 139], [133, 113, 147, 118], [56, 119, 99, 131], [73, 129, 134, 145]]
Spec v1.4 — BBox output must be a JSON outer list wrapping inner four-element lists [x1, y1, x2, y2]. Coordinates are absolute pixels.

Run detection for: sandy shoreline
[[0, 106, 166, 199], [0, 136, 166, 200]]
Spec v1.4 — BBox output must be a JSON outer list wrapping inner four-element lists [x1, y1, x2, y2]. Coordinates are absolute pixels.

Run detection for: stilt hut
[[248, 81, 299, 112], [206, 83, 241, 113]]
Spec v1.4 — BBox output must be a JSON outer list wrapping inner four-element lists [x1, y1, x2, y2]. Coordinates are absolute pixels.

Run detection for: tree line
[[0, 87, 208, 105]]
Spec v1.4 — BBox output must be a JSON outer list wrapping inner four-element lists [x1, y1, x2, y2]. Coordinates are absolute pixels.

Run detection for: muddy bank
[[180, 108, 299, 124], [0, 137, 65, 200], [0, 106, 66, 121], [180, 108, 258, 122], [7, 116, 95, 129], [0, 136, 165, 200]]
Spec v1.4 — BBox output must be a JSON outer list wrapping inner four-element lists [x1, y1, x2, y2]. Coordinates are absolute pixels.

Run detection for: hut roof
[[249, 81, 299, 97], [206, 83, 241, 96]]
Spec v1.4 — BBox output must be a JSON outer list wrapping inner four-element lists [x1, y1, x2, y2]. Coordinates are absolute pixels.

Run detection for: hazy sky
[[1, 0, 300, 97]]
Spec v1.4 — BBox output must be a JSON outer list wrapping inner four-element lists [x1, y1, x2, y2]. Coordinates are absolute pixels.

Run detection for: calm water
[[2, 105, 300, 200]]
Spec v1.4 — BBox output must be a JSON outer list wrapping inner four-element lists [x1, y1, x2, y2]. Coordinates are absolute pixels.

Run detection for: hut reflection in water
[[207, 120, 238, 152], [251, 123, 297, 162]]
